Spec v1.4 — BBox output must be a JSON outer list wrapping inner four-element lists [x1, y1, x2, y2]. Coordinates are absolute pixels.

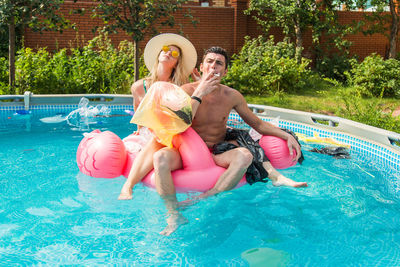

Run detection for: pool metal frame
[[1, 92, 400, 172]]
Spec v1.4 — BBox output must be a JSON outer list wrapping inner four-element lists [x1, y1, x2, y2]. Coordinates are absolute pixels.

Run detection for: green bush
[[315, 53, 353, 82], [345, 54, 400, 98], [223, 36, 313, 95], [0, 57, 8, 94], [15, 47, 56, 94], [337, 87, 400, 133], [13, 32, 136, 94]]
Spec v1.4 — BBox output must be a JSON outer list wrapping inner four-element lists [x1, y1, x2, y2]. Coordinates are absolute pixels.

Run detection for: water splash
[[66, 98, 110, 131], [40, 98, 111, 131]]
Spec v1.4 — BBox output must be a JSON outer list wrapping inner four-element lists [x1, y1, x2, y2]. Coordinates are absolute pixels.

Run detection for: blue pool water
[[1, 108, 400, 266]]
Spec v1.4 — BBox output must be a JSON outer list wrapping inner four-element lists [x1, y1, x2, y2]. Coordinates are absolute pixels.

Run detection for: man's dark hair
[[203, 46, 229, 69]]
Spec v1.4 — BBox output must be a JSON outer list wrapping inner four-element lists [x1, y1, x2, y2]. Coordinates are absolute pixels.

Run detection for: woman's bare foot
[[272, 175, 308, 188], [118, 183, 133, 200], [160, 212, 188, 236]]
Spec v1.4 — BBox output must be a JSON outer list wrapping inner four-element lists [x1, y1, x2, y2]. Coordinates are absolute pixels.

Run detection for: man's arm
[[182, 72, 220, 119], [181, 83, 200, 119], [233, 91, 302, 160]]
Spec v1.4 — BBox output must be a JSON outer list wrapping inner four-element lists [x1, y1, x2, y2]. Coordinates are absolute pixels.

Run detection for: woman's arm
[[131, 79, 146, 111]]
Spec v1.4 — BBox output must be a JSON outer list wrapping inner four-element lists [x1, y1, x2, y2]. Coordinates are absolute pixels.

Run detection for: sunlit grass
[[244, 85, 400, 133], [245, 86, 398, 115]]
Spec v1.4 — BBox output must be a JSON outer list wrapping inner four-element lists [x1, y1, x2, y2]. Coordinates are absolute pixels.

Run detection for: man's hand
[[286, 135, 301, 161], [193, 71, 221, 98]]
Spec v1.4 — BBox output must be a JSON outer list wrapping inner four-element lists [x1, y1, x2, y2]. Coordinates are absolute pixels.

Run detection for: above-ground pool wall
[[1, 93, 400, 173], [0, 92, 133, 115], [231, 105, 400, 173]]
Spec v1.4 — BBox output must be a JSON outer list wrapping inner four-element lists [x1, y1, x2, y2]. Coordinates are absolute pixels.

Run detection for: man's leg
[[118, 138, 164, 200], [263, 161, 308, 187], [194, 147, 253, 200], [153, 147, 186, 236]]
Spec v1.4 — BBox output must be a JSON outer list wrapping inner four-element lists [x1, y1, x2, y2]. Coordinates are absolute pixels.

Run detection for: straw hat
[[144, 33, 197, 77]]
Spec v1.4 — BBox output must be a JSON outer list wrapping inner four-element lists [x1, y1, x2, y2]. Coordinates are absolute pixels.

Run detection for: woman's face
[[158, 45, 180, 68]]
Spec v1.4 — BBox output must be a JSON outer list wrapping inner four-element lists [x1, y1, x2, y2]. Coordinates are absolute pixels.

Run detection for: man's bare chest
[[198, 99, 232, 122]]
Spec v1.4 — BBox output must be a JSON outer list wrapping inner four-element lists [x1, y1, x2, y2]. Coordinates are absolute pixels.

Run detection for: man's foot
[[118, 184, 133, 200], [160, 212, 188, 236], [272, 175, 308, 188]]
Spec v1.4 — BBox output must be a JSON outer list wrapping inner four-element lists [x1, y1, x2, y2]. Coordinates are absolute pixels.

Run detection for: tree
[[246, 0, 357, 61], [0, 0, 74, 94], [388, 0, 400, 58], [361, 0, 400, 58], [92, 0, 193, 82]]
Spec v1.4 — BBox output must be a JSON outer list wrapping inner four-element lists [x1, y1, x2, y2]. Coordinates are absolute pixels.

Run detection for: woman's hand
[[191, 68, 201, 82]]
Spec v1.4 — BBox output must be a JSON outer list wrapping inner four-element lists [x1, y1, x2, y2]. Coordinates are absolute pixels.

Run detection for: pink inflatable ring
[[76, 127, 298, 192]]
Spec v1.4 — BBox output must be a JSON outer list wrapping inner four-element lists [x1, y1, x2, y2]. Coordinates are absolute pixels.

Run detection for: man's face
[[200, 53, 227, 78]]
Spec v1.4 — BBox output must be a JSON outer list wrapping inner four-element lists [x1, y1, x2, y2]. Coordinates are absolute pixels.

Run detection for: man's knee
[[234, 147, 253, 168]]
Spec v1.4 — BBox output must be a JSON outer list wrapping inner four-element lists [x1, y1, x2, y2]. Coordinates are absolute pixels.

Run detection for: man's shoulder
[[181, 81, 198, 93], [182, 81, 199, 88], [221, 84, 243, 98], [219, 84, 248, 110]]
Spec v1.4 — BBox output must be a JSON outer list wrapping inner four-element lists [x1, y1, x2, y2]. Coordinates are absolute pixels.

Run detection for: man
[[153, 47, 307, 236]]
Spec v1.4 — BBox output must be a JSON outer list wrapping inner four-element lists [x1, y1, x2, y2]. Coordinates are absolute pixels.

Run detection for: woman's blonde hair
[[146, 46, 189, 88]]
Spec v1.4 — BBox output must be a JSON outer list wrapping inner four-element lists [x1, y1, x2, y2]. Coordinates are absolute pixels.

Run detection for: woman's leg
[[152, 147, 186, 236], [118, 137, 165, 200]]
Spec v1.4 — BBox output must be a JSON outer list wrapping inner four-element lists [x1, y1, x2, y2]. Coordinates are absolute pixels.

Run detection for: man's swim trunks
[[212, 128, 269, 185], [212, 128, 304, 185]]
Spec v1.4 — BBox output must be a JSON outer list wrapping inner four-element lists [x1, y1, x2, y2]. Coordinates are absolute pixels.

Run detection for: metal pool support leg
[[24, 91, 32, 111]]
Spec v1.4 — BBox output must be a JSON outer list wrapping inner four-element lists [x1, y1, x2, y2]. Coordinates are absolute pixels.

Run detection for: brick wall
[[337, 11, 400, 59], [23, 1, 400, 64], [24, 2, 105, 51], [23, 2, 235, 66], [245, 10, 400, 60]]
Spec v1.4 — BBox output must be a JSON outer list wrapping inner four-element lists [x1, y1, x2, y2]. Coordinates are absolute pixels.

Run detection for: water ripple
[[34, 243, 80, 265], [26, 207, 55, 217]]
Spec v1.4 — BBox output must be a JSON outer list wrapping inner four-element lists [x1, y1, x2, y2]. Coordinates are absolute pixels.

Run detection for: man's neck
[[211, 83, 223, 94]]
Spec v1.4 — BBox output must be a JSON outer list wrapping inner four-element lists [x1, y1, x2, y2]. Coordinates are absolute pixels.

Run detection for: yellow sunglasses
[[162, 45, 180, 58]]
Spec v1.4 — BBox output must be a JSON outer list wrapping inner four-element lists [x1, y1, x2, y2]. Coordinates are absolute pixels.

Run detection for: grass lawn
[[245, 85, 399, 117], [244, 85, 400, 133]]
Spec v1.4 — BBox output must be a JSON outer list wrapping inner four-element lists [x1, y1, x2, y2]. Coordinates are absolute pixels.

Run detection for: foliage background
[[0, 34, 398, 133], [0, 33, 147, 95], [223, 36, 314, 95]]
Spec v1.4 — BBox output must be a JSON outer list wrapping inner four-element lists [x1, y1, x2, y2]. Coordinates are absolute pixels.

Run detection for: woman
[[119, 33, 198, 200], [130, 33, 198, 111]]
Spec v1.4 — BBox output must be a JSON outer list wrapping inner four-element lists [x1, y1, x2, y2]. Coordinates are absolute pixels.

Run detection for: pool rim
[[1, 92, 400, 172], [1, 92, 399, 149]]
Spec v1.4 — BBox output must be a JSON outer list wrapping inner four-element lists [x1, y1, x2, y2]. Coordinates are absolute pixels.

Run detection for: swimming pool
[[1, 94, 400, 265]]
